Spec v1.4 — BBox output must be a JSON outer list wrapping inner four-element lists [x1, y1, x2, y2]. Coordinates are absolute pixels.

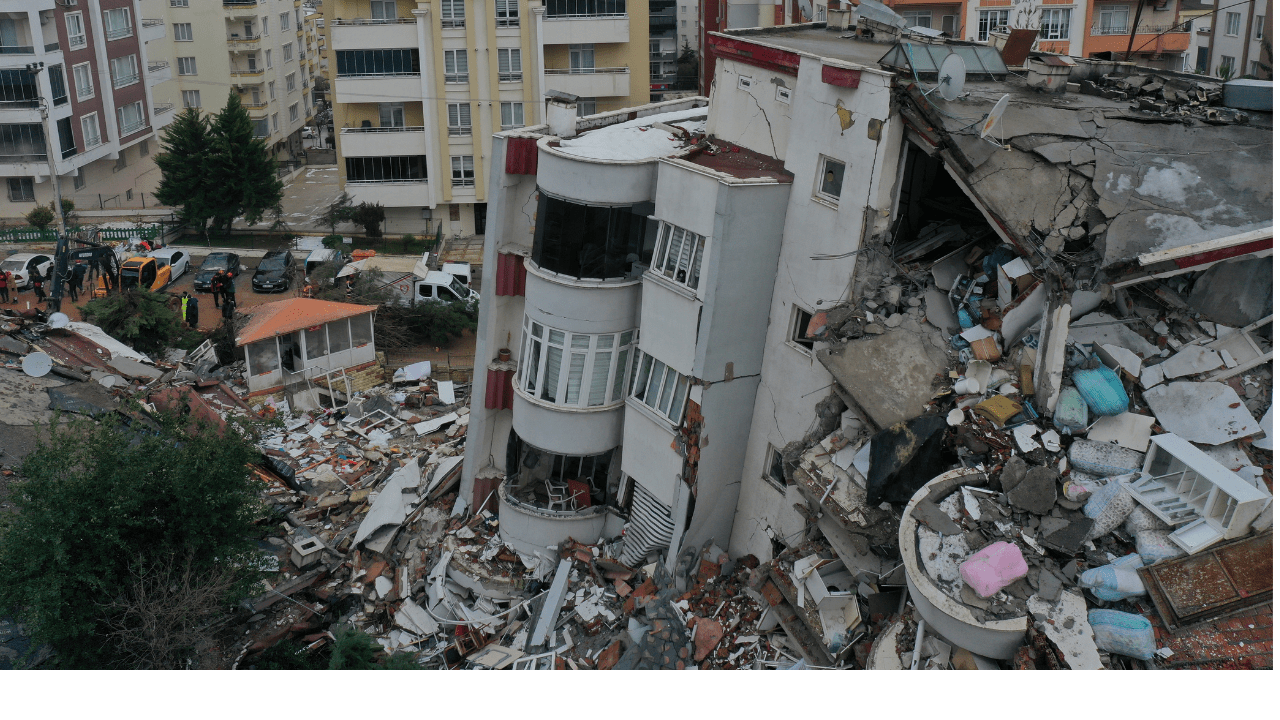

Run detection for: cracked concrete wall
[[727, 56, 903, 562], [938, 89, 1273, 268], [706, 59, 796, 160]]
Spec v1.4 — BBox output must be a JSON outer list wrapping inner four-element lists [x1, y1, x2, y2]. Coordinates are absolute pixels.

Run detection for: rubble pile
[[1078, 73, 1248, 122]]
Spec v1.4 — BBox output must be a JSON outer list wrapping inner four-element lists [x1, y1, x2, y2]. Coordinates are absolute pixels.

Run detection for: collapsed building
[[460, 18, 1273, 668]]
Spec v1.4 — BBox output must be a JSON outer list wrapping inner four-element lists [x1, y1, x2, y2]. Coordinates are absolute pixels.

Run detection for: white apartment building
[[139, 0, 322, 162], [1203, 0, 1270, 78], [2, 0, 173, 218]]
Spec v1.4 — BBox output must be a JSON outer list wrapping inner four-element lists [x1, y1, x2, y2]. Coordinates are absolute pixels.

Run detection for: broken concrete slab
[[106, 356, 162, 381], [1096, 343, 1142, 379], [1143, 381, 1263, 446], [353, 460, 422, 548], [0, 368, 67, 426], [46, 382, 120, 417], [816, 326, 949, 429], [1008, 466, 1058, 515], [1159, 345, 1224, 379], [1068, 312, 1160, 360], [1087, 412, 1155, 452], [912, 500, 963, 535], [1186, 256, 1272, 327], [1041, 518, 1095, 554], [1028, 590, 1103, 670]]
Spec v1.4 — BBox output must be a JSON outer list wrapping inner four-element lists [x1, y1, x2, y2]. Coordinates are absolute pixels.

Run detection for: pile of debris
[[1078, 73, 1248, 122]]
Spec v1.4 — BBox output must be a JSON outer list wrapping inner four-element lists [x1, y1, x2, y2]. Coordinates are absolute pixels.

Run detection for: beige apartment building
[[325, 0, 650, 237], [140, 0, 321, 162]]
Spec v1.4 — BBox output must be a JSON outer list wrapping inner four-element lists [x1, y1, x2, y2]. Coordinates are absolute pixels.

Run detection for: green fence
[[0, 224, 165, 244]]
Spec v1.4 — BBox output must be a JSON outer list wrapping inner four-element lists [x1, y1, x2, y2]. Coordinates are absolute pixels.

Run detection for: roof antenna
[[978, 93, 1011, 148], [922, 53, 967, 101]]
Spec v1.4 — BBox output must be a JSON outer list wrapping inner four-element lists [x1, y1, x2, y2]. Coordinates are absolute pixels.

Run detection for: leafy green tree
[[326, 627, 420, 669], [380, 299, 477, 348], [81, 288, 184, 355], [0, 409, 264, 668], [207, 91, 284, 237], [154, 107, 216, 236], [24, 204, 54, 230], [349, 202, 386, 238], [321, 191, 354, 235]]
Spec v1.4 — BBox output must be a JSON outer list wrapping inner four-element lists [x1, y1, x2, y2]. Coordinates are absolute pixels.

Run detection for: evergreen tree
[[207, 91, 284, 237], [154, 107, 215, 235]]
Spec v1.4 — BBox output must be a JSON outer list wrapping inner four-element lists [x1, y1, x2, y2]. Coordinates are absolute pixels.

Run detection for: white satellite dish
[[22, 352, 52, 378], [935, 53, 967, 101], [48, 312, 69, 329], [980, 93, 1011, 140]]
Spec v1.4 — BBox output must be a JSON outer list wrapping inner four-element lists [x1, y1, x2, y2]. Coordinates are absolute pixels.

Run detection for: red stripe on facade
[[707, 34, 801, 77], [1172, 238, 1273, 269]]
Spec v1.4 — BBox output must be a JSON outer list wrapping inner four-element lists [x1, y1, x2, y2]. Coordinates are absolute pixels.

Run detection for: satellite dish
[[980, 94, 1011, 140], [936, 53, 967, 101], [22, 352, 52, 378], [48, 312, 69, 329]]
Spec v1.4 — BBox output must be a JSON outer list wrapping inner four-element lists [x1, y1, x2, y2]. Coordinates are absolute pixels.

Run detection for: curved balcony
[[524, 257, 642, 332], [528, 190, 656, 283], [512, 385, 625, 456], [537, 136, 663, 206], [498, 479, 611, 560]]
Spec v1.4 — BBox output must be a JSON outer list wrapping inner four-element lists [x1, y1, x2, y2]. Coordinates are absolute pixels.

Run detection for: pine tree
[[207, 91, 284, 237], [153, 107, 215, 235]]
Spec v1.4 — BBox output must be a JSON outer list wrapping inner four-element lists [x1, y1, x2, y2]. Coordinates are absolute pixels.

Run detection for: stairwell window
[[517, 318, 637, 407], [444, 49, 468, 83], [496, 0, 520, 28], [650, 221, 705, 290], [441, 0, 465, 28], [1040, 9, 1072, 40], [497, 48, 521, 82], [500, 101, 524, 130], [177, 57, 197, 76], [629, 351, 689, 424], [447, 103, 471, 136], [103, 7, 133, 41], [174, 22, 193, 41], [451, 155, 474, 187]]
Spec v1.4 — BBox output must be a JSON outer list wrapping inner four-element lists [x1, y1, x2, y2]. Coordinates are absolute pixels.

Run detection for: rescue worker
[[71, 259, 87, 298], [221, 268, 237, 308], [210, 269, 224, 308], [0, 268, 8, 304], [180, 291, 190, 325], [186, 292, 199, 328], [32, 271, 45, 302], [61, 262, 77, 302]]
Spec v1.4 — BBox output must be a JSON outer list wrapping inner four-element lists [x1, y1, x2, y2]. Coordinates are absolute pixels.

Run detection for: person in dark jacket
[[71, 259, 87, 298], [221, 269, 236, 307], [0, 269, 8, 304], [186, 293, 199, 328], [32, 272, 45, 302], [61, 263, 77, 302], [210, 270, 224, 308]]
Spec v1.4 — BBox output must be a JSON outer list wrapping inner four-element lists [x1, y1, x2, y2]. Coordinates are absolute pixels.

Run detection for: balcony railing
[[442, 18, 465, 29], [154, 102, 175, 114], [120, 119, 148, 135], [499, 71, 522, 82], [0, 45, 35, 55], [330, 17, 416, 25], [106, 27, 134, 41], [61, 145, 79, 160], [142, 18, 164, 27], [547, 11, 628, 19], [44, 42, 60, 53], [0, 152, 48, 162], [243, 100, 269, 109], [228, 34, 262, 46], [113, 73, 140, 89], [224, 1, 260, 6], [545, 66, 628, 75], [341, 125, 425, 133], [1090, 24, 1190, 36], [650, 51, 676, 62], [230, 68, 265, 76], [148, 61, 169, 72]]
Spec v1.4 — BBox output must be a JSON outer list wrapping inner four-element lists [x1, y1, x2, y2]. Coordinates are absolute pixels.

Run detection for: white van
[[304, 248, 343, 281]]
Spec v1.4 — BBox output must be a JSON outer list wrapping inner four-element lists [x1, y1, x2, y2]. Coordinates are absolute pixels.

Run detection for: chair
[[545, 479, 576, 512]]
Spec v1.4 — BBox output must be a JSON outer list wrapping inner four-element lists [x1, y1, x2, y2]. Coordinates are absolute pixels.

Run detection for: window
[[500, 101, 524, 130], [444, 49, 468, 83], [577, 98, 597, 117], [570, 44, 595, 73], [1220, 55, 1237, 77], [351, 314, 374, 347], [266, 49, 272, 68], [518, 319, 637, 407], [247, 340, 280, 375], [283, 43, 293, 62], [1257, 16, 1266, 39], [1250, 60, 1261, 76], [546, 0, 627, 18], [345, 156, 429, 182], [117, 101, 145, 135], [441, 0, 465, 27], [252, 118, 269, 137], [630, 351, 690, 424], [336, 48, 421, 76], [110, 55, 139, 89], [272, 113, 279, 132], [171, 0, 189, 7], [73, 169, 85, 190], [57, 117, 76, 159], [48, 65, 67, 106], [790, 306, 814, 351], [497, 48, 521, 82], [370, 0, 398, 21], [496, 0, 520, 27], [1225, 12, 1241, 36], [0, 70, 39, 106], [902, 10, 931, 28], [650, 222, 705, 290], [289, 103, 299, 122], [531, 193, 655, 280], [977, 9, 1009, 42], [8, 178, 35, 202], [451, 155, 475, 187], [80, 112, 101, 148], [65, 12, 87, 50], [681, 20, 687, 28], [139, 140, 149, 156], [268, 81, 275, 99], [261, 16, 268, 35], [103, 7, 133, 41], [177, 57, 197, 75], [286, 72, 296, 92], [280, 12, 290, 32], [1096, 5, 1129, 35], [174, 22, 193, 41], [1040, 8, 1072, 40], [182, 89, 200, 108], [764, 445, 792, 489], [115, 154, 127, 172], [447, 103, 471, 136], [816, 156, 845, 203], [379, 102, 405, 127]]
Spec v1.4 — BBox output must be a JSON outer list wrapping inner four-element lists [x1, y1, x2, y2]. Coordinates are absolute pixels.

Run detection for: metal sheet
[[1138, 533, 1273, 630]]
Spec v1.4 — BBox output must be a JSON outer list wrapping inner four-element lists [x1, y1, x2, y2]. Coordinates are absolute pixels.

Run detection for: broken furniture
[[1120, 435, 1270, 554]]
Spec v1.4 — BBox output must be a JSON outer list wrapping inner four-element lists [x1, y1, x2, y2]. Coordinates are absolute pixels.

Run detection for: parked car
[[304, 248, 345, 281], [0, 253, 53, 290], [251, 250, 296, 293], [147, 248, 190, 280], [193, 252, 241, 292]]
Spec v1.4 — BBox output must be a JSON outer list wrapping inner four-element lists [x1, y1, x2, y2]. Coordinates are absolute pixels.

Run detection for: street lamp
[[26, 61, 70, 313]]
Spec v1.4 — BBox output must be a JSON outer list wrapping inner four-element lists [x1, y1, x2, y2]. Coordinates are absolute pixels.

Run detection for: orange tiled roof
[[235, 298, 377, 347]]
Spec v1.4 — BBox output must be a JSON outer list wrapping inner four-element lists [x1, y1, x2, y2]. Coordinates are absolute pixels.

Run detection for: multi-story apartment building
[[2, 0, 173, 218], [675, 0, 698, 53], [324, 0, 650, 238], [1181, 0, 1216, 73], [651, 0, 678, 96], [139, 0, 321, 163], [1203, 0, 1270, 78], [881, 0, 1191, 69]]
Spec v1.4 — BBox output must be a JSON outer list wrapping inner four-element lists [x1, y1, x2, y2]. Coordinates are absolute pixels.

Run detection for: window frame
[[763, 445, 793, 490], [117, 100, 145, 136], [517, 317, 637, 408], [500, 101, 524, 130], [1225, 12, 1241, 36], [441, 0, 466, 28], [80, 112, 101, 148], [8, 177, 35, 203], [177, 56, 197, 76], [65, 12, 87, 51], [173, 22, 193, 42], [977, 9, 1009, 42], [1040, 8, 1073, 41], [789, 306, 815, 353], [496, 0, 521, 28], [182, 89, 201, 109], [280, 12, 291, 32], [628, 350, 690, 425], [103, 7, 133, 41], [286, 72, 297, 93], [497, 47, 522, 82], [649, 221, 706, 291], [447, 102, 472, 136], [110, 55, 140, 89], [815, 155, 845, 204], [1096, 5, 1129, 35], [450, 155, 475, 187], [284, 42, 294, 62], [288, 102, 299, 122], [444, 49, 469, 83]]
